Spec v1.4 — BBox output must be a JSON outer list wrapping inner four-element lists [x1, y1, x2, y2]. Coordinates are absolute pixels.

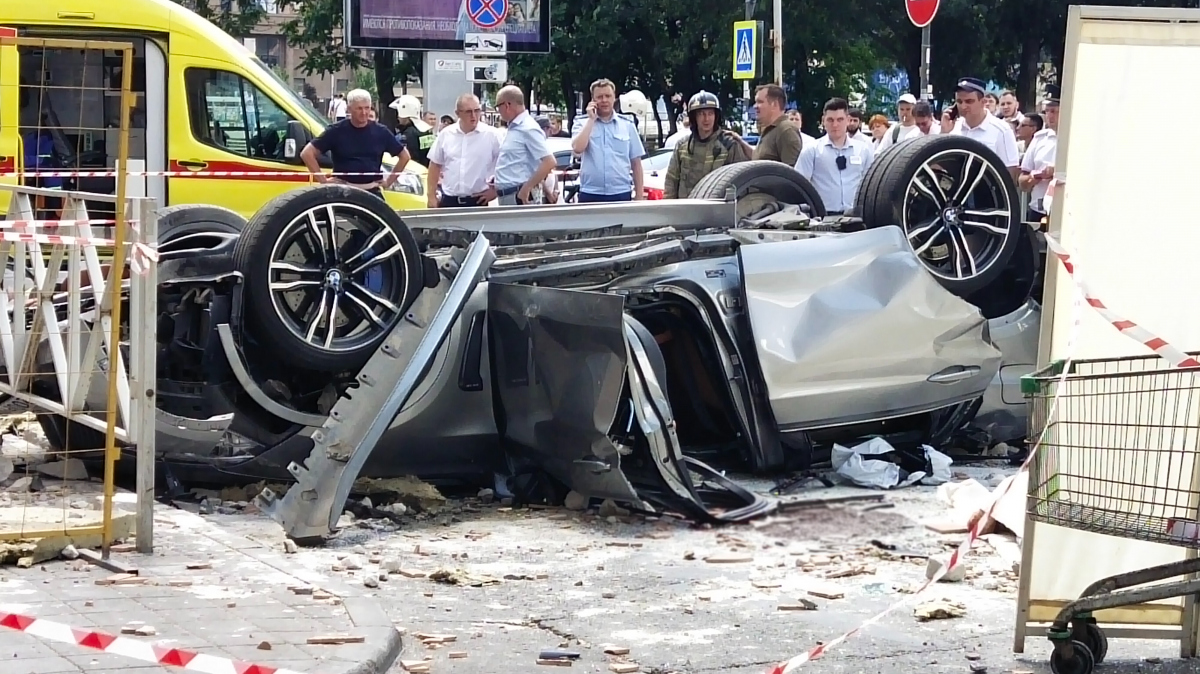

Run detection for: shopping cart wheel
[[1049, 640, 1095, 674], [1082, 621, 1108, 663]]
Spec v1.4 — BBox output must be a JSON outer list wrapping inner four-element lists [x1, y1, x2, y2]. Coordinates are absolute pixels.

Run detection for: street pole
[[745, 0, 756, 127], [773, 0, 783, 85], [920, 25, 931, 100]]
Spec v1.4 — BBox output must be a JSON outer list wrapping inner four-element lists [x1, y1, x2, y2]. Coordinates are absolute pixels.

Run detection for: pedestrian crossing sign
[[732, 21, 759, 80]]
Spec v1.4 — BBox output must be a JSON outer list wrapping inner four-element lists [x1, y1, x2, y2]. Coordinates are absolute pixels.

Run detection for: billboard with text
[[345, 0, 551, 53]]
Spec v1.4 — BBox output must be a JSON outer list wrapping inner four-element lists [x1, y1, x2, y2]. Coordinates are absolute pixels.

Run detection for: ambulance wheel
[[235, 185, 424, 373], [855, 134, 1021, 296], [689, 161, 826, 220], [156, 204, 246, 250]]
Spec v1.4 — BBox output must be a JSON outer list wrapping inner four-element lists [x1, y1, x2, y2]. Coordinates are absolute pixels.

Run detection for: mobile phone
[[946, 104, 959, 121]]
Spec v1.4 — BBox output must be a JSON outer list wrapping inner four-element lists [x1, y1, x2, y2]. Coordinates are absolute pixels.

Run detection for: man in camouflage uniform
[[664, 91, 751, 199]]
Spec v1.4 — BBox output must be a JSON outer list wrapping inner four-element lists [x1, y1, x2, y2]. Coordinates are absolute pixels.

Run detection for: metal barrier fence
[[0, 35, 157, 568]]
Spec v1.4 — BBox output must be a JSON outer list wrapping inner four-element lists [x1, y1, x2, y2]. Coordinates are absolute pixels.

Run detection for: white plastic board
[[1018, 6, 1200, 654]]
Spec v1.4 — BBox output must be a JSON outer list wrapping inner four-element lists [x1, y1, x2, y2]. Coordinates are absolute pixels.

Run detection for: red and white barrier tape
[[1042, 234, 1199, 368], [1, 611, 301, 674], [1, 218, 123, 229], [0, 231, 158, 274], [1, 170, 387, 179], [769, 232, 1198, 672]]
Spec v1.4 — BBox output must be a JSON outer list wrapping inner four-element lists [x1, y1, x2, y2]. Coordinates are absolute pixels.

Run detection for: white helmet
[[389, 95, 423, 119]]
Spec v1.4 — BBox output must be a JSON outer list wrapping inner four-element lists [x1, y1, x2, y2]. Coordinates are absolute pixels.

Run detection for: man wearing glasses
[[794, 97, 874, 215], [493, 85, 556, 205], [425, 93, 501, 208]]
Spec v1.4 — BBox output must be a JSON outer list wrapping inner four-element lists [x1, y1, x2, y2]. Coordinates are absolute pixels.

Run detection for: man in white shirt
[[664, 115, 690, 148], [941, 77, 1020, 178], [875, 93, 918, 154], [1019, 98, 1058, 221], [794, 97, 875, 215], [425, 93, 500, 208], [785, 109, 818, 149], [998, 90, 1024, 125], [328, 93, 347, 122]]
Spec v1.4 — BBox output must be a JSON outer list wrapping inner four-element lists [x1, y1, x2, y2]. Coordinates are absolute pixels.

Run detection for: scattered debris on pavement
[[428, 567, 500, 586], [914, 598, 967, 621]]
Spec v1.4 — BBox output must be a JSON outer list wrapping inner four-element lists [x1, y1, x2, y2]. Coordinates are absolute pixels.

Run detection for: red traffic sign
[[906, 0, 940, 27]]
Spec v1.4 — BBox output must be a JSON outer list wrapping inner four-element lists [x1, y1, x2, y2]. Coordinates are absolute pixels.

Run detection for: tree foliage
[[178, 0, 1200, 136], [172, 0, 266, 38]]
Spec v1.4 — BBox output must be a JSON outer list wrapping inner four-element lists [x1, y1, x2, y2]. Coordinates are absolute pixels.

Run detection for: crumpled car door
[[487, 283, 773, 522], [738, 227, 1002, 432]]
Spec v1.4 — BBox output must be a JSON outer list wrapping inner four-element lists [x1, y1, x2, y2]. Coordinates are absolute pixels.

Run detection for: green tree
[[171, 0, 266, 38], [279, 0, 425, 127]]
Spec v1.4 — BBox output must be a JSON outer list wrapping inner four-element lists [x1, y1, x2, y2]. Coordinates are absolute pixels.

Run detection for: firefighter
[[664, 91, 751, 199], [389, 95, 437, 167]]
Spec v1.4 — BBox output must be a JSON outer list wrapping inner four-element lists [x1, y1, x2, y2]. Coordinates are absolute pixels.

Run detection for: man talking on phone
[[572, 78, 645, 202], [941, 77, 1020, 179]]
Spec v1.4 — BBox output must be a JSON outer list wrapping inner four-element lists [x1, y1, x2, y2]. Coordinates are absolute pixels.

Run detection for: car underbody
[[19, 137, 1046, 541]]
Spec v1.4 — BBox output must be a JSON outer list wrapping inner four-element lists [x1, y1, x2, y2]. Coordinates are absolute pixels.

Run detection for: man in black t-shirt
[[302, 89, 411, 198]]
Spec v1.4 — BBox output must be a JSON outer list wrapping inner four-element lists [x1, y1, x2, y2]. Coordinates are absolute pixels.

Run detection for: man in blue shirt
[[570, 79, 645, 202], [302, 89, 412, 199], [493, 85, 556, 205]]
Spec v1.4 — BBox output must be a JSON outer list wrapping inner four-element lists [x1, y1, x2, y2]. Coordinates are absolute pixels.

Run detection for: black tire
[[234, 185, 424, 373], [852, 138, 908, 219], [963, 223, 1040, 319], [1081, 621, 1108, 664], [1049, 640, 1094, 674], [156, 204, 246, 249], [689, 161, 826, 220], [857, 134, 1021, 296]]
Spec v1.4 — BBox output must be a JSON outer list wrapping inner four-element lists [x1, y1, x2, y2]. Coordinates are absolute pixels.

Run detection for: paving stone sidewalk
[[0, 503, 402, 674]]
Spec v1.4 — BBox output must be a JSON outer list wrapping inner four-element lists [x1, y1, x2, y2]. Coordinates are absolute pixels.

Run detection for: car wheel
[[689, 160, 827, 220], [234, 185, 424, 373], [856, 135, 1021, 296], [156, 204, 246, 249]]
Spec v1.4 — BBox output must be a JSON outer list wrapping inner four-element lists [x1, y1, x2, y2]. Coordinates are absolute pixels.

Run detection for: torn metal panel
[[738, 227, 1002, 432], [487, 283, 646, 507], [256, 234, 495, 541]]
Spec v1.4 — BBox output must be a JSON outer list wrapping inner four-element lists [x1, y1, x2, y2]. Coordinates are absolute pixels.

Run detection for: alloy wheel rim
[[267, 203, 411, 354], [901, 149, 1013, 281]]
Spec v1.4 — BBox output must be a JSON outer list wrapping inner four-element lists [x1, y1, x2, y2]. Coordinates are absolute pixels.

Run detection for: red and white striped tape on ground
[[768, 232, 1199, 673], [0, 612, 301, 674]]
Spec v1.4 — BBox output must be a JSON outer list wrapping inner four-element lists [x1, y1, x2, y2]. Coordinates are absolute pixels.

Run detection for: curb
[[340, 598, 403, 674], [158, 508, 403, 674]]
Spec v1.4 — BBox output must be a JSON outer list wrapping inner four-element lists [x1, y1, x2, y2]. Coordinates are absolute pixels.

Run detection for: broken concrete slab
[[926, 553, 966, 583], [0, 505, 135, 566], [35, 459, 88, 480], [0, 456, 12, 482]]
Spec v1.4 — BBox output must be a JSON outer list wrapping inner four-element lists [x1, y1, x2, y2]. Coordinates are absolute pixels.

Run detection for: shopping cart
[[1024, 354, 1200, 674]]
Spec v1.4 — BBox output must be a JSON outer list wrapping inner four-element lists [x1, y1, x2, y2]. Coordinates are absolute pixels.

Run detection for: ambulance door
[[0, 27, 20, 188], [171, 59, 313, 219]]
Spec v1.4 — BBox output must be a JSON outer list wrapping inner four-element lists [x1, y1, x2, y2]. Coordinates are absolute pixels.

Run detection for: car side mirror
[[285, 121, 333, 168]]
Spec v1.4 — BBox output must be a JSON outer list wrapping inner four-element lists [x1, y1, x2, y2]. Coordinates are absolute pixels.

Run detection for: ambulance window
[[184, 68, 294, 162]]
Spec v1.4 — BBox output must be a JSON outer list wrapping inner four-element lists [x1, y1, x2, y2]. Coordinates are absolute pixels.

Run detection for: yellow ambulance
[[0, 1, 426, 220]]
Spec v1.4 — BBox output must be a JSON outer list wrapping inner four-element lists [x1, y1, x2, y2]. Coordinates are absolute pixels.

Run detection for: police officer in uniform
[[663, 91, 751, 199], [389, 95, 437, 167]]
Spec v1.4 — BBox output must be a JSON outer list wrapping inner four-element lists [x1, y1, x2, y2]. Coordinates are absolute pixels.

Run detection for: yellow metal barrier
[[0, 35, 152, 568]]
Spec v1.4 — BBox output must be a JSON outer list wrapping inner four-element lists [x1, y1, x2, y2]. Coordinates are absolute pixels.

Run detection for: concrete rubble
[[0, 416, 137, 567]]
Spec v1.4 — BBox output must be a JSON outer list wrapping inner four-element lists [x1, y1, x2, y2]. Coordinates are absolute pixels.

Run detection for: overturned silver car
[[29, 134, 1043, 540]]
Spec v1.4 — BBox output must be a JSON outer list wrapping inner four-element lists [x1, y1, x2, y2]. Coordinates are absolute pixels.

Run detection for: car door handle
[[927, 366, 981, 384], [178, 160, 208, 170]]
